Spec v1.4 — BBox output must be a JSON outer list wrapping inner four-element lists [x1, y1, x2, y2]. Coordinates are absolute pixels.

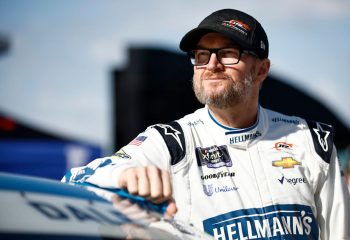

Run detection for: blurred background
[[0, 0, 349, 180]]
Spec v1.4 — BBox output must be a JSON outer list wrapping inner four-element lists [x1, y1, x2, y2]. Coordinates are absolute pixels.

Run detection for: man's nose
[[206, 53, 224, 71]]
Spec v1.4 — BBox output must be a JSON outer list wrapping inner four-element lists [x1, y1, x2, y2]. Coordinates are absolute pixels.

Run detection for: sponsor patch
[[196, 145, 232, 168], [272, 157, 301, 169], [203, 184, 238, 196], [113, 149, 131, 159], [227, 131, 261, 145], [274, 142, 294, 151], [201, 171, 235, 181], [278, 175, 307, 185], [203, 204, 318, 239], [272, 117, 300, 125], [187, 119, 204, 126]]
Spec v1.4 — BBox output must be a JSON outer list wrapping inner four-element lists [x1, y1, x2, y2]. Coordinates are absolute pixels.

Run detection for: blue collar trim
[[207, 107, 260, 135]]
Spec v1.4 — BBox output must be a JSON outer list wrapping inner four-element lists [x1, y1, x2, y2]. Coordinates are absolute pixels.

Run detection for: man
[[63, 9, 350, 239]]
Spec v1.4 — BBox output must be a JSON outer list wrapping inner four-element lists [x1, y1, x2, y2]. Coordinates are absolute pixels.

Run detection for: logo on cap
[[222, 20, 251, 36]]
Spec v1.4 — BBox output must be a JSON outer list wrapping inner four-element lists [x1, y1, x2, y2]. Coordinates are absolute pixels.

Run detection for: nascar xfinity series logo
[[203, 204, 318, 240], [196, 145, 232, 168]]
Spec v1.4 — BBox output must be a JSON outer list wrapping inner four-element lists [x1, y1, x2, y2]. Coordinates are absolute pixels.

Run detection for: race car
[[0, 172, 212, 240]]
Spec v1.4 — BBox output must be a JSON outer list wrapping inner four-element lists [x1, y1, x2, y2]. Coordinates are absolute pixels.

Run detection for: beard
[[192, 67, 256, 109]]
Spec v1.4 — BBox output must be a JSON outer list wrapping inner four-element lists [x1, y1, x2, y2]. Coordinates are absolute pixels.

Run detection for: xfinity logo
[[196, 145, 232, 168]]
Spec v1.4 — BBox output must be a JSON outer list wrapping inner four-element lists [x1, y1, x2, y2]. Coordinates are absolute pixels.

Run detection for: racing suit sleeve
[[315, 146, 350, 239], [61, 126, 172, 188]]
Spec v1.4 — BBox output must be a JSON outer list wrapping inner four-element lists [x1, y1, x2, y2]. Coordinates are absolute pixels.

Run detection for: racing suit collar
[[207, 108, 259, 132], [206, 105, 267, 149]]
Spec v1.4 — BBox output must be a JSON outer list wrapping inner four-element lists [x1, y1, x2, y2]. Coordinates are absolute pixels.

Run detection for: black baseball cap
[[179, 9, 269, 59]]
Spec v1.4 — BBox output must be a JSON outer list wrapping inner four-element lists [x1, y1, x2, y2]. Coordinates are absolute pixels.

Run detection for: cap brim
[[179, 26, 250, 52]]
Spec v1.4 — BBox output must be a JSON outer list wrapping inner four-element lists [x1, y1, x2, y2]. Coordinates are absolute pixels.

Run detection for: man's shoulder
[[175, 107, 207, 127], [262, 107, 304, 126], [146, 107, 205, 165], [262, 107, 335, 164], [263, 107, 334, 131]]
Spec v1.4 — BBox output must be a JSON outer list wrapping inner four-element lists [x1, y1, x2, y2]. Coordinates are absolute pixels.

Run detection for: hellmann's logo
[[203, 204, 318, 240], [228, 131, 261, 145]]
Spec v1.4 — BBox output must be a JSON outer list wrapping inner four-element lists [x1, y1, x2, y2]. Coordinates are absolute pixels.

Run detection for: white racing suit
[[63, 106, 350, 240]]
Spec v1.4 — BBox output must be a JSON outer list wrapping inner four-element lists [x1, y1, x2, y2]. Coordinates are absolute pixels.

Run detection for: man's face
[[192, 33, 259, 109]]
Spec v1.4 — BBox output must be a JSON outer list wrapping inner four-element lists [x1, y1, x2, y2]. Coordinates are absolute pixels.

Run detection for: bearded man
[[63, 9, 350, 239]]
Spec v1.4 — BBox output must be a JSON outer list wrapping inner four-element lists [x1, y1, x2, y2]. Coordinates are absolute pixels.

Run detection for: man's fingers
[[164, 200, 177, 219], [137, 167, 150, 197], [161, 170, 172, 200], [147, 166, 163, 199], [119, 168, 139, 195], [118, 166, 173, 204]]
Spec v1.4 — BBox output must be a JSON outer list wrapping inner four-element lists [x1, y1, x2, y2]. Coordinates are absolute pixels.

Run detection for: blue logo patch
[[196, 145, 232, 168], [203, 204, 318, 239]]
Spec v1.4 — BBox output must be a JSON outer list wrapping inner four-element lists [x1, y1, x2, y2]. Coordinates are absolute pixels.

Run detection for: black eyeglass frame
[[187, 48, 258, 66]]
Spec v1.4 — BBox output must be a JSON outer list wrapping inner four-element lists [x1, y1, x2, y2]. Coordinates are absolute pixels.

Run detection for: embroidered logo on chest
[[196, 145, 232, 168]]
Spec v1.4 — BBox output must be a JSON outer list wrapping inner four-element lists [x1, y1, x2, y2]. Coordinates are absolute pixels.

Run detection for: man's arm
[[316, 147, 350, 239], [305, 120, 350, 239], [62, 127, 177, 215]]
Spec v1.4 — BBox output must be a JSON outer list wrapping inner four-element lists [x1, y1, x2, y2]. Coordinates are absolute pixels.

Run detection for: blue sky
[[0, 0, 349, 151]]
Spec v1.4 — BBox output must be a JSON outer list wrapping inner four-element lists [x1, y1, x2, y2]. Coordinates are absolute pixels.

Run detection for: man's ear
[[256, 58, 270, 84]]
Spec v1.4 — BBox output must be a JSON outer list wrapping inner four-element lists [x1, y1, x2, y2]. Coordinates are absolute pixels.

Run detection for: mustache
[[201, 73, 232, 80]]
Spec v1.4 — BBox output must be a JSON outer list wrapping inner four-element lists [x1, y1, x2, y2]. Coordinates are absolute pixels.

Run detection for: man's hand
[[118, 166, 177, 217]]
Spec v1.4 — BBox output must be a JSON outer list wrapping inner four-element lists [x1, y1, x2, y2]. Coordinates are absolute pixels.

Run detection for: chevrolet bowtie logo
[[272, 157, 301, 169]]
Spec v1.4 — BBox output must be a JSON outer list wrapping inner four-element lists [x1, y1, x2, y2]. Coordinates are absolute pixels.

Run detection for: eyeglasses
[[188, 48, 257, 66]]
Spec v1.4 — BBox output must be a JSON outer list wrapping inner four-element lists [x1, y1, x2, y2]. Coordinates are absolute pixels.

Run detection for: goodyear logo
[[203, 204, 318, 240], [272, 157, 301, 169]]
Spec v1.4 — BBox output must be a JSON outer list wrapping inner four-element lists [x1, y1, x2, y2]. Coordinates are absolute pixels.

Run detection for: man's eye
[[196, 52, 210, 61], [196, 51, 210, 57], [220, 50, 239, 58]]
